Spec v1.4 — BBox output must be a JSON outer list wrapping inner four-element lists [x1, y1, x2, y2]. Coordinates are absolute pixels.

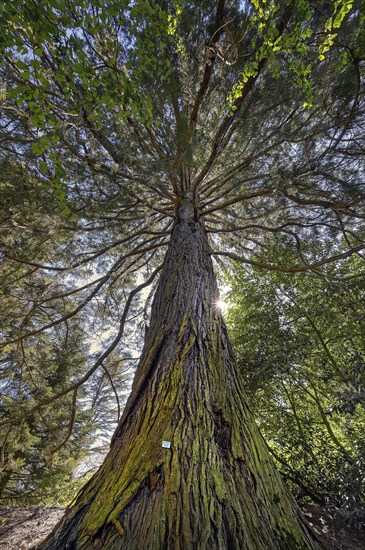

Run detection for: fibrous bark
[[42, 208, 321, 549]]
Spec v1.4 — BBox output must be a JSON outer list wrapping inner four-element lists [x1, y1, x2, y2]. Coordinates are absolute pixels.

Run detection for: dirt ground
[[0, 506, 64, 550], [302, 505, 365, 550], [0, 504, 364, 549]]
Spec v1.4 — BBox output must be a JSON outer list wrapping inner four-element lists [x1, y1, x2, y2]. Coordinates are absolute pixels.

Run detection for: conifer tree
[[0, 0, 364, 547]]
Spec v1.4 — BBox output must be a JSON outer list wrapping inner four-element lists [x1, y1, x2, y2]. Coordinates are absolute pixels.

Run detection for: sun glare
[[215, 299, 228, 313]]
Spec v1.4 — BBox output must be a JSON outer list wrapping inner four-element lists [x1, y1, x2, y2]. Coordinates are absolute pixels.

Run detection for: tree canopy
[[0, 0, 365, 509]]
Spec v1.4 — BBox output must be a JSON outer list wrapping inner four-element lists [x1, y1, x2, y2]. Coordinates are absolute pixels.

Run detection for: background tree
[[0, 158, 134, 502], [226, 243, 365, 525], [0, 0, 364, 547]]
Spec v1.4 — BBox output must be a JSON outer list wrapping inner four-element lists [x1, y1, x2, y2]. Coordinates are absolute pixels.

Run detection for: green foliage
[[0, 158, 134, 504], [0, 323, 93, 504], [227, 249, 365, 517], [0, 0, 175, 127], [318, 0, 354, 60]]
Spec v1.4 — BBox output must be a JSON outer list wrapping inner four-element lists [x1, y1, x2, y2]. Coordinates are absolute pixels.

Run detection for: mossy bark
[[42, 215, 322, 549]]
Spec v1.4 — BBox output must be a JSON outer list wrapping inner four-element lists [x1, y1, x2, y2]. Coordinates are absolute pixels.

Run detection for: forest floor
[[0, 504, 364, 549]]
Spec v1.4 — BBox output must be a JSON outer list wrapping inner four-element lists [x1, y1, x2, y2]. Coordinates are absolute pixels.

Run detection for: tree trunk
[[42, 213, 321, 549]]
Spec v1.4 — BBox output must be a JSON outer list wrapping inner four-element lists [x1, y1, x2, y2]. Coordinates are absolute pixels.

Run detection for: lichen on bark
[[41, 213, 322, 549]]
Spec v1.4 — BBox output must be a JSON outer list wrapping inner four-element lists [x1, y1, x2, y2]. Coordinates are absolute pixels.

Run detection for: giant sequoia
[[0, 0, 364, 548], [41, 207, 320, 548]]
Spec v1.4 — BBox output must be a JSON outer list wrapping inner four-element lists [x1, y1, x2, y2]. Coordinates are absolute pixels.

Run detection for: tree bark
[[42, 213, 321, 549]]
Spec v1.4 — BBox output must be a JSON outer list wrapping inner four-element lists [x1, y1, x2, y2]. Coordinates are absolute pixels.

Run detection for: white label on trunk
[[162, 441, 171, 449]]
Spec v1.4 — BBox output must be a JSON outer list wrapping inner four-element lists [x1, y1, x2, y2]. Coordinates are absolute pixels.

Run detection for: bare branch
[[49, 389, 78, 456], [213, 245, 365, 274]]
